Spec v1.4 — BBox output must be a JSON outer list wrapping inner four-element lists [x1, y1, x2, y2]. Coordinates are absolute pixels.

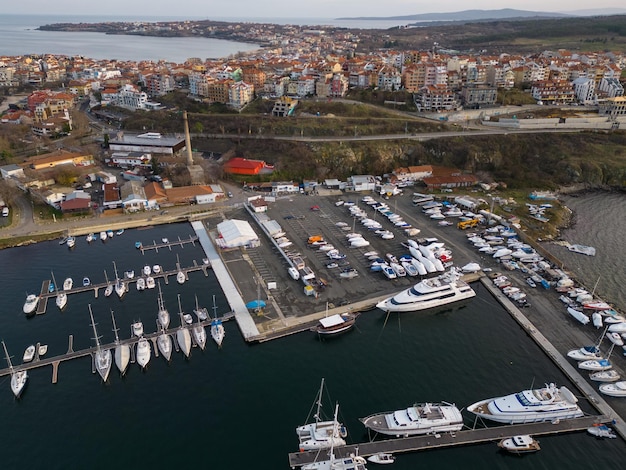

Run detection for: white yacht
[[23, 345, 36, 363], [157, 327, 173, 362], [360, 402, 464, 437], [297, 379, 347, 451], [56, 292, 68, 310], [176, 294, 192, 358], [143, 265, 151, 276], [467, 383, 583, 424], [110, 310, 130, 376], [176, 270, 186, 285], [145, 276, 155, 289], [115, 279, 126, 299], [156, 283, 170, 329], [376, 269, 476, 313], [136, 277, 146, 291], [89, 305, 112, 382], [23, 294, 39, 315], [63, 277, 73, 291], [599, 381, 626, 397], [567, 346, 603, 361], [131, 320, 144, 338], [136, 337, 151, 369], [3, 341, 28, 398], [104, 283, 114, 298], [152, 265, 162, 274]]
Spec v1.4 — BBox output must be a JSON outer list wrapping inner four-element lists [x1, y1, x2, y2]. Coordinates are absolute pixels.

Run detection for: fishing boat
[[22, 345, 35, 363], [157, 326, 173, 362], [587, 423, 617, 438], [497, 435, 541, 454], [312, 311, 360, 336], [23, 294, 39, 315], [210, 295, 225, 348], [88, 305, 112, 382], [176, 294, 192, 358], [136, 337, 151, 370], [297, 379, 348, 451], [367, 453, 395, 465], [467, 383, 583, 424], [360, 401, 464, 437], [110, 310, 130, 376], [2, 341, 28, 398]]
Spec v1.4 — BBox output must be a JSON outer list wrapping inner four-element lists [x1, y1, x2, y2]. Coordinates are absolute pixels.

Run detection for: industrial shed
[[216, 219, 260, 249]]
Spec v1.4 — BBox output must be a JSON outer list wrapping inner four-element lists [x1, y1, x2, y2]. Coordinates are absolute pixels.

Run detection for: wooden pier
[[288, 415, 612, 467], [33, 260, 211, 315], [139, 235, 199, 253], [0, 313, 235, 383]]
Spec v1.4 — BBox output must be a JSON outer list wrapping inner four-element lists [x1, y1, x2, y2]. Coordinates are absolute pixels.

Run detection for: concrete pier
[[191, 221, 260, 340]]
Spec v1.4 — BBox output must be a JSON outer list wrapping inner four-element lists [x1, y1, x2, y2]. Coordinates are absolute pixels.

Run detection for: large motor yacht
[[467, 383, 583, 424], [360, 402, 464, 437], [376, 269, 475, 313]]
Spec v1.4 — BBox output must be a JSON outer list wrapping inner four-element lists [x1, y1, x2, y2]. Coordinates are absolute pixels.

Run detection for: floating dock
[[288, 415, 612, 467], [138, 235, 199, 253], [0, 313, 235, 383], [34, 260, 211, 315]]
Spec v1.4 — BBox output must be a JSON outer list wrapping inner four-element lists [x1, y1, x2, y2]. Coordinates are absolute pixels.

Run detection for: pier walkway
[[288, 415, 611, 467], [138, 235, 199, 253], [191, 221, 260, 340], [0, 313, 235, 383], [481, 277, 626, 440], [34, 260, 211, 315]]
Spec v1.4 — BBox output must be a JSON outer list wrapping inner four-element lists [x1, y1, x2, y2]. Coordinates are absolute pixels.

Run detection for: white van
[[2, 207, 8, 217]]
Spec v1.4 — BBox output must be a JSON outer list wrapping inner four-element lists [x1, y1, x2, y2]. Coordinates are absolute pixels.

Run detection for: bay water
[[0, 221, 624, 469]]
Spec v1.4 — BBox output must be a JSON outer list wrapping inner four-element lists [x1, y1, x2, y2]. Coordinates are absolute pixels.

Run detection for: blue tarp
[[246, 300, 266, 309]]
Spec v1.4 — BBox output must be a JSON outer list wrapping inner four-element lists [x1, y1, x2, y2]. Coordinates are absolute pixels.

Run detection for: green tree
[[150, 155, 161, 175]]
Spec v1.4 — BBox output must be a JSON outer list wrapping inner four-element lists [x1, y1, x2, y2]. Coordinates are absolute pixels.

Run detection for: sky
[[3, 1, 626, 19]]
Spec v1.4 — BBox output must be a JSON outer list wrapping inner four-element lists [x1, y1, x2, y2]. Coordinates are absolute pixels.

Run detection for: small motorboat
[[367, 452, 395, 465], [607, 332, 624, 347], [63, 277, 73, 291], [177, 271, 186, 284], [38, 344, 48, 357], [587, 423, 617, 439], [183, 314, 194, 325], [59, 236, 68, 245], [599, 381, 626, 397], [131, 321, 144, 337], [136, 277, 146, 291], [100, 231, 107, 241], [135, 241, 143, 249], [143, 265, 151, 276], [82, 277, 91, 287], [86, 233, 95, 243], [567, 346, 603, 361], [578, 358, 612, 371], [115, 229, 124, 236], [590, 370, 621, 382], [23, 345, 36, 363], [125, 270, 135, 279], [152, 265, 162, 274], [497, 435, 540, 454]]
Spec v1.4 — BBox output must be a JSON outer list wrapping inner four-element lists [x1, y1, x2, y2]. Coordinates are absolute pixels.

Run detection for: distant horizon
[[2, 4, 626, 21]]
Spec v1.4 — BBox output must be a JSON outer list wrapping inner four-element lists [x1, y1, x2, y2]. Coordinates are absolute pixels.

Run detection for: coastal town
[[0, 14, 626, 469]]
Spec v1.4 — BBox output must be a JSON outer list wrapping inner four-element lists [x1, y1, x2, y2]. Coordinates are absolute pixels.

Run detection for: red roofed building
[[60, 197, 91, 214], [223, 157, 274, 176]]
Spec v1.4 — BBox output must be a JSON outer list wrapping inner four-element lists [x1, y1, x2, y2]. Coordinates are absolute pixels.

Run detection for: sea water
[[0, 222, 624, 469]]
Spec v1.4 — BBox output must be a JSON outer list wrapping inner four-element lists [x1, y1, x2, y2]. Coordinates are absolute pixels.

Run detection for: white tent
[[216, 219, 259, 248]]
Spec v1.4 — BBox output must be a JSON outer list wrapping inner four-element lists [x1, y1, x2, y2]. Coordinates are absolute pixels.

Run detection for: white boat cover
[[319, 314, 345, 328]]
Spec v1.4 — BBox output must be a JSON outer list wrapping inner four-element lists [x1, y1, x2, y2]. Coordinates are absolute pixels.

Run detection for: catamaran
[[89, 305, 112, 382]]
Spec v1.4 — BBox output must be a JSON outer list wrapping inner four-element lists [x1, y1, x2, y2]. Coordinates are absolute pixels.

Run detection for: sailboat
[[301, 403, 367, 470], [136, 336, 151, 370], [156, 282, 170, 329], [193, 294, 209, 321], [2, 340, 28, 398], [176, 294, 192, 358], [88, 305, 112, 382], [52, 271, 67, 310], [110, 309, 130, 376], [297, 378, 348, 451], [113, 261, 126, 299], [210, 295, 225, 348], [157, 323, 173, 362], [103, 270, 113, 297], [192, 318, 207, 351]]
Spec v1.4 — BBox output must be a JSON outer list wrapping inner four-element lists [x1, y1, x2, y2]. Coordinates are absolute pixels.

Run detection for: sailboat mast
[[88, 304, 102, 349], [111, 309, 120, 343], [212, 294, 218, 319], [314, 378, 325, 422], [2, 340, 13, 371]]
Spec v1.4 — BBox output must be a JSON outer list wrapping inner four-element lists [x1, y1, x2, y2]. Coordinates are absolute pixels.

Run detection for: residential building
[[27, 150, 93, 170], [599, 96, 626, 118], [414, 85, 459, 112], [460, 84, 498, 108], [120, 180, 148, 212], [228, 81, 254, 109], [598, 77, 624, 98], [271, 97, 298, 117], [531, 80, 575, 104], [571, 77, 596, 104]]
